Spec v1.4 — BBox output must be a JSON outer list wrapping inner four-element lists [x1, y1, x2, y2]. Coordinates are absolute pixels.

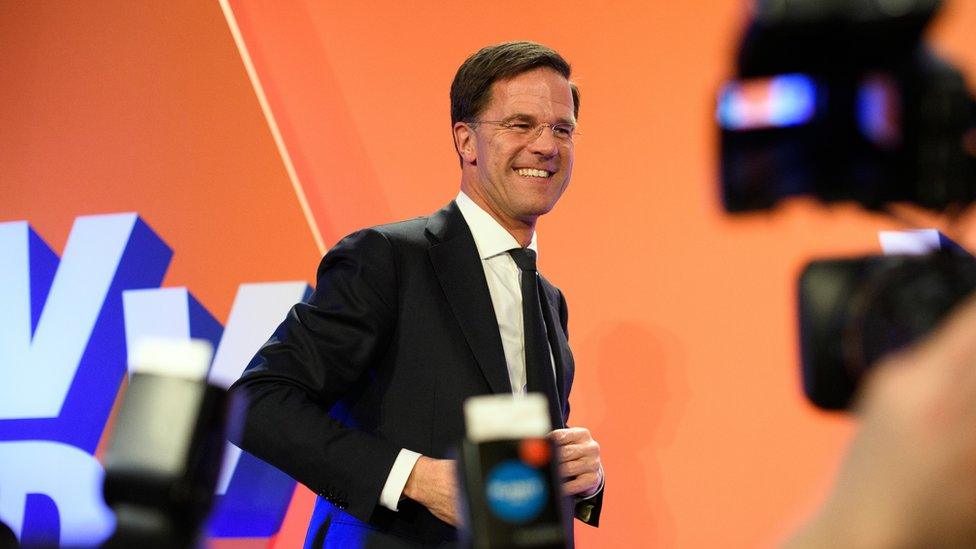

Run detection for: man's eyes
[[500, 122, 575, 139]]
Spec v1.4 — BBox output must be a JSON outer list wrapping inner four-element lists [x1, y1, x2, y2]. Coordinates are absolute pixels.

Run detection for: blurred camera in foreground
[[717, 0, 976, 410], [719, 0, 976, 213], [100, 338, 227, 549]]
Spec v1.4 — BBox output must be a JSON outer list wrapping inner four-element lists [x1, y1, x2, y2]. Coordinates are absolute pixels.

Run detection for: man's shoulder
[[370, 215, 430, 242], [346, 216, 432, 258], [329, 210, 440, 259], [343, 201, 459, 248], [325, 201, 466, 264], [316, 215, 436, 283]]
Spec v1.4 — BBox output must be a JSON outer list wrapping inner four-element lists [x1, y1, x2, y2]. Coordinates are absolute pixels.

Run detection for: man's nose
[[528, 124, 560, 156]]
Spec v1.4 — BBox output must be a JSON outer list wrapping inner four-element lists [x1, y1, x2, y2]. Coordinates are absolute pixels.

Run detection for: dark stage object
[[0, 520, 18, 549], [100, 340, 227, 549], [799, 250, 976, 409], [717, 0, 976, 411], [459, 395, 569, 549], [719, 0, 976, 213]]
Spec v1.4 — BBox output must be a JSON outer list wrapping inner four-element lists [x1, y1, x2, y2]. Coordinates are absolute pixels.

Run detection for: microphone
[[459, 393, 569, 549]]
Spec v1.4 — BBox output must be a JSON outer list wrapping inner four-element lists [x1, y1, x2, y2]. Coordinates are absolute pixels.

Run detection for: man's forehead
[[485, 68, 574, 116]]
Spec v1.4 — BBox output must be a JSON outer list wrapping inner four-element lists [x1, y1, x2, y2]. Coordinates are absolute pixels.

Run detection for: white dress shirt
[[378, 191, 538, 511]]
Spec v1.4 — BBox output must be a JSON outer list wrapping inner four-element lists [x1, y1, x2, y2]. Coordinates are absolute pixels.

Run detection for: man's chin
[[517, 201, 559, 221]]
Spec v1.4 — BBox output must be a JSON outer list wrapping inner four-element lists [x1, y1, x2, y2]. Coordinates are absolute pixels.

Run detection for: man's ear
[[453, 122, 477, 166]]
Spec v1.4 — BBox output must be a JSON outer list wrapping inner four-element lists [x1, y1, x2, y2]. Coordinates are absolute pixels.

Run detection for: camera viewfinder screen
[[717, 74, 817, 131]]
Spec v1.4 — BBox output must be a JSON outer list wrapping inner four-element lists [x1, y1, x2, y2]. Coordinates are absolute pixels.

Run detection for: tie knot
[[507, 247, 537, 271]]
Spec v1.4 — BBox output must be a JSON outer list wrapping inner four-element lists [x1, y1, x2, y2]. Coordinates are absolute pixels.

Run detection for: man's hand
[[786, 295, 976, 548], [402, 456, 461, 526], [551, 427, 603, 497]]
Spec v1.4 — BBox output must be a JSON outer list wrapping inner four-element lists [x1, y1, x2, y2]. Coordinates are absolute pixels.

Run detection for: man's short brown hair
[[450, 41, 580, 129]]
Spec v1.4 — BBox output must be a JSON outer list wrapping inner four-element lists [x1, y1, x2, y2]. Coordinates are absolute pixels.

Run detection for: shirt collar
[[455, 191, 538, 260]]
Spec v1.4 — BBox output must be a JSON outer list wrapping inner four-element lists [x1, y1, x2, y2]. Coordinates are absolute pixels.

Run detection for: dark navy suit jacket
[[230, 201, 602, 547]]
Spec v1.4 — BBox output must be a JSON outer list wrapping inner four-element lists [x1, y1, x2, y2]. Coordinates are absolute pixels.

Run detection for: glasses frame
[[468, 119, 579, 143]]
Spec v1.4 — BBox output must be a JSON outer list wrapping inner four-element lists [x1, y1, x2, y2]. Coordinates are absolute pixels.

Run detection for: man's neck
[[458, 185, 536, 248]]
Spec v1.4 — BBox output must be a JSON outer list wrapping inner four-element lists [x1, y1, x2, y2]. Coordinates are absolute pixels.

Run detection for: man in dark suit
[[230, 41, 604, 547]]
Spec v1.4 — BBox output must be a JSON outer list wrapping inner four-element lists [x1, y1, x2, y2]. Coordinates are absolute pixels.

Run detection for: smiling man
[[230, 41, 604, 547], [454, 66, 575, 246]]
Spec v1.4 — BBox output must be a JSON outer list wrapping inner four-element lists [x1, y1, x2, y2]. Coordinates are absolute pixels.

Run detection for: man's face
[[458, 67, 575, 230]]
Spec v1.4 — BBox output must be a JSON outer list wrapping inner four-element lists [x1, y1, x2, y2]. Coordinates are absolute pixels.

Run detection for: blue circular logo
[[484, 460, 548, 524]]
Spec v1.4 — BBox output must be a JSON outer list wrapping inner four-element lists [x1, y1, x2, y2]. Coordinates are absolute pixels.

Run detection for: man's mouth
[[514, 168, 553, 178]]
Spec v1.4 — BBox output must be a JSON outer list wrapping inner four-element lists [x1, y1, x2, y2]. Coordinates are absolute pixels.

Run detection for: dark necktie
[[508, 247, 564, 430]]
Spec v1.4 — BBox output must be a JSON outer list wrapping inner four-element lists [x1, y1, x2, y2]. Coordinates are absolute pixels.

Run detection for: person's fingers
[[549, 428, 571, 441], [550, 427, 582, 444], [557, 442, 598, 463], [551, 426, 596, 444], [557, 444, 576, 463], [562, 472, 600, 496], [865, 293, 976, 430], [936, 295, 976, 407], [559, 456, 598, 478], [559, 435, 601, 459], [903, 293, 976, 380]]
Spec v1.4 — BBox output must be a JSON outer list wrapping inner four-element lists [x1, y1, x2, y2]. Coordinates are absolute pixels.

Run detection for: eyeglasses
[[470, 120, 579, 143]]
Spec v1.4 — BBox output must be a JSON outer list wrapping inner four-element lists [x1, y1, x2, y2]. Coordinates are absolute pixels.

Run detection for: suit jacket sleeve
[[228, 228, 402, 523], [557, 288, 605, 527]]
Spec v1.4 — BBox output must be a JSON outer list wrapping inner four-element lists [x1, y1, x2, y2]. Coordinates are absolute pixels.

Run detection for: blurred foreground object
[[0, 520, 17, 549], [100, 338, 225, 549], [718, 0, 976, 212], [459, 394, 569, 548], [717, 0, 976, 411], [799, 235, 976, 409], [786, 293, 976, 548]]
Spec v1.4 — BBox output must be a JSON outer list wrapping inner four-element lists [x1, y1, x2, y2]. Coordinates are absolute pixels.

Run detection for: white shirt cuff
[[379, 448, 422, 511]]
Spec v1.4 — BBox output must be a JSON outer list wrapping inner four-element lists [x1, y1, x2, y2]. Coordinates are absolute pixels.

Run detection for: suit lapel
[[427, 202, 513, 395]]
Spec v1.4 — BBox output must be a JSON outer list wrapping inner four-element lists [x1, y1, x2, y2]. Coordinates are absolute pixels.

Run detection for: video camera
[[718, 0, 976, 409]]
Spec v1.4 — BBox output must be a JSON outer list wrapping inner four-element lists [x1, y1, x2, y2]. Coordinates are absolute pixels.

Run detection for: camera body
[[718, 0, 976, 410], [799, 245, 976, 409], [100, 339, 227, 549], [719, 0, 975, 213]]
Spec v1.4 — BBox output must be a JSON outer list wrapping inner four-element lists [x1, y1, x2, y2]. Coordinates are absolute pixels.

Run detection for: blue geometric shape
[[189, 291, 224, 357], [0, 215, 172, 453], [20, 494, 59, 549], [28, 229, 58, 337], [207, 451, 296, 537]]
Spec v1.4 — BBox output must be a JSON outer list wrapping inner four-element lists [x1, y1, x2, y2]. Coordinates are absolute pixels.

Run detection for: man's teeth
[[516, 168, 551, 178]]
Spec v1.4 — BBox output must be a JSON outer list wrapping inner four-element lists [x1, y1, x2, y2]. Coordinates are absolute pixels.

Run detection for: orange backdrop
[[3, 1, 976, 547]]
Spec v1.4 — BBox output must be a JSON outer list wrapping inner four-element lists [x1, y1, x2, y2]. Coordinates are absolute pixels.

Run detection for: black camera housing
[[101, 373, 229, 548], [718, 0, 976, 411], [799, 251, 976, 409], [719, 0, 976, 213]]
